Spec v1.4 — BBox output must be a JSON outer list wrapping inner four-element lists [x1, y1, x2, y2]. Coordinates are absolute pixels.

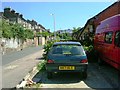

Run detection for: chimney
[[16, 13, 19, 16], [11, 9, 15, 13], [20, 14, 23, 18], [32, 19, 34, 22], [4, 7, 10, 12]]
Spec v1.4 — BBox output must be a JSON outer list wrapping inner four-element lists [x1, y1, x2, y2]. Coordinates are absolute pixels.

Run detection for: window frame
[[114, 31, 120, 48]]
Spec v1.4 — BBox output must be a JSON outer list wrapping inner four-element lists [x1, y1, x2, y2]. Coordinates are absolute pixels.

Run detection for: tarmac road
[[2, 46, 43, 65], [2, 46, 44, 88]]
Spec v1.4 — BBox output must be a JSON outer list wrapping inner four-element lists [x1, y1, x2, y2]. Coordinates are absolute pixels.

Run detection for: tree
[[2, 20, 12, 39], [57, 32, 72, 40], [72, 27, 81, 33], [72, 27, 81, 40], [25, 29, 34, 39], [11, 23, 20, 40]]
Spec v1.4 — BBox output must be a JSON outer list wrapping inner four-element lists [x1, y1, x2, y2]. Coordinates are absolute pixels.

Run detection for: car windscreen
[[50, 44, 85, 55]]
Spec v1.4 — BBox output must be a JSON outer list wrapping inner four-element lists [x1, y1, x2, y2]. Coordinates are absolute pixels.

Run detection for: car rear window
[[50, 44, 85, 55]]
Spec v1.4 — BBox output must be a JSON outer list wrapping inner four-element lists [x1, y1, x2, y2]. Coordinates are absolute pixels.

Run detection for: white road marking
[[4, 65, 18, 70]]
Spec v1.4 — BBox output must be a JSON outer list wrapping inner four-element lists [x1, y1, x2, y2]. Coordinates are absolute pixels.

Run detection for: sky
[[1, 2, 114, 32]]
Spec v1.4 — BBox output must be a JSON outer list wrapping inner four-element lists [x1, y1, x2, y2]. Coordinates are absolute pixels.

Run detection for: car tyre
[[82, 71, 87, 79], [47, 72, 53, 79]]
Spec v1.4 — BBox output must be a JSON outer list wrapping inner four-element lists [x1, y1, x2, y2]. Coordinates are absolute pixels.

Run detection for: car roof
[[53, 41, 81, 45]]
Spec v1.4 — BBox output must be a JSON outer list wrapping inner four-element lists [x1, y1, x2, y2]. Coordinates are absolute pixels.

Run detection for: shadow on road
[[84, 63, 120, 89], [42, 72, 83, 84], [32, 63, 119, 89]]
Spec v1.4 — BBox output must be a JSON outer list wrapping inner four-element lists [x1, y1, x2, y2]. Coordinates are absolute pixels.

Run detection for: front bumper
[[46, 63, 88, 72]]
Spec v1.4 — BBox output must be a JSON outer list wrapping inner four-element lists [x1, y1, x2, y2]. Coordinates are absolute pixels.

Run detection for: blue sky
[[1, 2, 114, 32]]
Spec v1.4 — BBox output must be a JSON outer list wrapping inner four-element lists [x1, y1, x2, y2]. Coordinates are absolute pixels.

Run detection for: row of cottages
[[73, 1, 120, 44], [1, 7, 50, 54]]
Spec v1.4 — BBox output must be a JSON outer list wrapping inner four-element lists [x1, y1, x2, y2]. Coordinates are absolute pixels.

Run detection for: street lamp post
[[50, 14, 56, 40]]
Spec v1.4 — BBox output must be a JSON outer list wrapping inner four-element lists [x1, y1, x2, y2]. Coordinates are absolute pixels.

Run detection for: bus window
[[115, 31, 120, 47], [105, 32, 113, 44]]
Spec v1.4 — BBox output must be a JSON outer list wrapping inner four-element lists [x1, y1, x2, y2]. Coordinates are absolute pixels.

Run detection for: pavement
[[2, 45, 44, 88]]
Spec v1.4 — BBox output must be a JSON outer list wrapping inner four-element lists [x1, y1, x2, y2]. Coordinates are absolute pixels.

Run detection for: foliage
[[83, 45, 93, 53], [72, 27, 81, 33], [42, 40, 59, 60], [10, 23, 19, 39], [0, 19, 2, 38], [1, 19, 34, 41], [37, 61, 46, 71], [25, 29, 34, 39], [81, 32, 94, 46], [50, 32, 54, 37], [83, 45, 97, 63], [72, 27, 81, 40], [42, 40, 55, 60], [2, 20, 12, 39], [36, 31, 50, 38], [57, 33, 72, 40]]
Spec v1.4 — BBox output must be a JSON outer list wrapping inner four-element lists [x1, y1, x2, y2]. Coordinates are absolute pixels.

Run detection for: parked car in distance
[[94, 14, 120, 71], [46, 41, 88, 79]]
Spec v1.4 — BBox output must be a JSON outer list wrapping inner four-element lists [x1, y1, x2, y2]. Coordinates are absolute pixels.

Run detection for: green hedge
[[42, 40, 59, 60], [83, 45, 97, 63]]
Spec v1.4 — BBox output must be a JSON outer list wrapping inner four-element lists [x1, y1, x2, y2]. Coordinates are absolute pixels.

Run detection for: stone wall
[[1, 38, 34, 54]]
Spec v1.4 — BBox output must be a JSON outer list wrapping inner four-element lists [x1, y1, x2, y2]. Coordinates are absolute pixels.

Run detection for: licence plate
[[59, 66, 75, 70]]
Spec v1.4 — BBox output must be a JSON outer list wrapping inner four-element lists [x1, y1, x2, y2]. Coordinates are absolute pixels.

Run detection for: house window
[[104, 32, 113, 44], [114, 31, 120, 48]]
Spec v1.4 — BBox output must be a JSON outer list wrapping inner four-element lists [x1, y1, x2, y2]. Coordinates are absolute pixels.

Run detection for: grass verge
[[37, 60, 46, 71]]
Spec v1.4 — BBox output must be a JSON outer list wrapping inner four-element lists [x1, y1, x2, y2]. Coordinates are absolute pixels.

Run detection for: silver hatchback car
[[46, 42, 88, 79]]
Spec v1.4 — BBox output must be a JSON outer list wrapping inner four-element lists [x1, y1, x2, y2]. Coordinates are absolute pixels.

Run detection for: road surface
[[2, 46, 44, 88], [2, 46, 43, 65]]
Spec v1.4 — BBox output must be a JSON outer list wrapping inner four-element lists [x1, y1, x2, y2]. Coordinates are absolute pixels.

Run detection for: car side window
[[104, 32, 113, 44], [114, 31, 120, 48]]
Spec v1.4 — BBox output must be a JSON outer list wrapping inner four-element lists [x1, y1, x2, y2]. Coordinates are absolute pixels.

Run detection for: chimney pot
[[16, 13, 19, 16], [4, 7, 10, 11], [11, 10, 15, 13], [4, 7, 11, 12], [20, 14, 23, 18]]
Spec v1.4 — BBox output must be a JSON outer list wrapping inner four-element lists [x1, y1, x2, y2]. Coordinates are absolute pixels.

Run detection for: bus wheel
[[98, 57, 104, 66]]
